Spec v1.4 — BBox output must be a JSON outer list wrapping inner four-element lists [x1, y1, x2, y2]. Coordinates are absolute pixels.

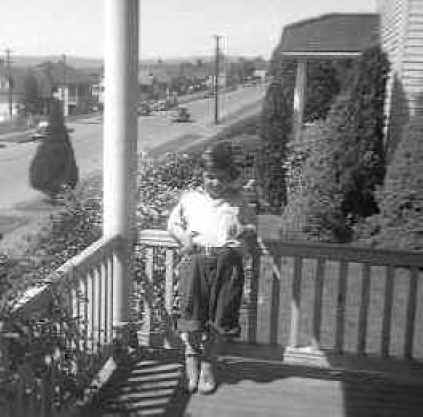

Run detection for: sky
[[0, 0, 377, 60]]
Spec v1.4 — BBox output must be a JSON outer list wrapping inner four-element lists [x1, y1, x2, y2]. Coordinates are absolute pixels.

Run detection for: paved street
[[0, 85, 265, 226]]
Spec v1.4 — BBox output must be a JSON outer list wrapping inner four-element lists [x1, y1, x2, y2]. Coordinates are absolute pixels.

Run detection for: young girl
[[168, 140, 257, 394]]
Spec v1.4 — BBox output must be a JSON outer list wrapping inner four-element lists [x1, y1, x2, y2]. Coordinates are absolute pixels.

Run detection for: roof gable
[[280, 13, 380, 54]]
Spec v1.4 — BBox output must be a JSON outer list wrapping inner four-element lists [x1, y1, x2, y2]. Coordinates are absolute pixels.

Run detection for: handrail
[[264, 238, 423, 267], [12, 234, 124, 317]]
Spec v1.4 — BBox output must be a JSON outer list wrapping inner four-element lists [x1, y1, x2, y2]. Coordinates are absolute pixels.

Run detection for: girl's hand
[[180, 231, 199, 254], [238, 224, 257, 238]]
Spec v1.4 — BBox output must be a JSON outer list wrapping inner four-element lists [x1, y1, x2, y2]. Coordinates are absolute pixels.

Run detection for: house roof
[[29, 61, 98, 96], [280, 13, 379, 57], [33, 61, 95, 85]]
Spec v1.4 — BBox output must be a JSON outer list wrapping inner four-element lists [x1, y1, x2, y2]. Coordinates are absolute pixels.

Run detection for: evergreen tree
[[29, 99, 79, 200], [359, 118, 423, 250], [336, 45, 389, 220], [281, 95, 352, 242], [304, 61, 342, 123], [259, 80, 292, 211]]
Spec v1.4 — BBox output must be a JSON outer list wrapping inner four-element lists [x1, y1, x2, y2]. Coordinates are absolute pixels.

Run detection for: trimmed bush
[[336, 45, 389, 221], [281, 98, 351, 242], [282, 45, 389, 241], [259, 81, 292, 211], [355, 119, 423, 250], [304, 60, 344, 123], [29, 99, 79, 199]]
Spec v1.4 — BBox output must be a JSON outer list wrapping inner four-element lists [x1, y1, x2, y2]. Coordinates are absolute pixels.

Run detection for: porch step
[[96, 353, 185, 417]]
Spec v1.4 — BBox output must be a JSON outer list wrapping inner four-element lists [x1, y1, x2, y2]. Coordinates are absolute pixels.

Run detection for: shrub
[[355, 119, 423, 250], [281, 104, 350, 242], [336, 45, 389, 221], [282, 45, 389, 241], [29, 99, 79, 200], [304, 60, 343, 123], [259, 81, 292, 211]]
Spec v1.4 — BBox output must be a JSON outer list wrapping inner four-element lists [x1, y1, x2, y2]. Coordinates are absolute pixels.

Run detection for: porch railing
[[138, 229, 423, 365], [1, 234, 124, 417], [2, 228, 422, 416]]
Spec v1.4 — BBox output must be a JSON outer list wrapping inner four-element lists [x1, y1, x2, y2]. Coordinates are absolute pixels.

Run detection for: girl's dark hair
[[201, 140, 241, 180]]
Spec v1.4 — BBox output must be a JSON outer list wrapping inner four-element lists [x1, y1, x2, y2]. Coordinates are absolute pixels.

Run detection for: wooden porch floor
[[94, 344, 423, 417]]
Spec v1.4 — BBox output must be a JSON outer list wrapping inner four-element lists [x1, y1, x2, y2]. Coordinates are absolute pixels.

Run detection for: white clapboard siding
[[379, 0, 423, 146]]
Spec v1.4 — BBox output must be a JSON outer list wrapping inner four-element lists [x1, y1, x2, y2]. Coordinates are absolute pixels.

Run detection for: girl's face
[[203, 169, 232, 198]]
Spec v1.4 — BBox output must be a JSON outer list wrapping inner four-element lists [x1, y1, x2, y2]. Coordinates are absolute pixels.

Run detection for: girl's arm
[[167, 199, 197, 253]]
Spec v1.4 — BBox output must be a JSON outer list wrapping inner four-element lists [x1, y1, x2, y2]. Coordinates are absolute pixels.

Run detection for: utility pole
[[214, 35, 221, 124], [5, 48, 13, 120], [62, 54, 68, 116]]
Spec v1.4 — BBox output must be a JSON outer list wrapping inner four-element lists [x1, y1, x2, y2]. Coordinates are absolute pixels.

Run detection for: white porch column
[[104, 0, 139, 325], [293, 60, 307, 142]]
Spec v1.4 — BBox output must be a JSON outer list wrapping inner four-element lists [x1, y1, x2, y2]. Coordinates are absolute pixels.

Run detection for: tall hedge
[[281, 45, 389, 241], [336, 45, 389, 220], [356, 118, 423, 250], [29, 99, 79, 200], [261, 51, 351, 211], [281, 96, 351, 242], [259, 80, 292, 210]]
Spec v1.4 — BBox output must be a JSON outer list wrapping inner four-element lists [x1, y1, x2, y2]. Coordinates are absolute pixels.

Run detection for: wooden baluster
[[112, 251, 120, 341], [289, 256, 302, 348], [335, 261, 348, 354], [256, 253, 274, 344], [94, 265, 102, 351], [381, 266, 394, 357], [357, 263, 371, 355], [77, 273, 85, 355], [164, 249, 174, 348], [102, 255, 109, 345], [246, 250, 260, 344], [92, 268, 99, 353], [69, 280, 77, 356], [239, 254, 252, 342], [107, 254, 114, 343], [83, 271, 93, 352], [404, 267, 418, 359], [140, 248, 154, 346], [312, 259, 325, 349]]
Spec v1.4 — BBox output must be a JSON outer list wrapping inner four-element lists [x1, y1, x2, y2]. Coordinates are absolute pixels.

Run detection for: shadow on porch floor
[[93, 344, 423, 417]]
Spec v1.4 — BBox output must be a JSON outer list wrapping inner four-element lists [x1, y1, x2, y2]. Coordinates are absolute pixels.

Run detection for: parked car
[[31, 120, 74, 140], [172, 106, 192, 123], [137, 102, 151, 116]]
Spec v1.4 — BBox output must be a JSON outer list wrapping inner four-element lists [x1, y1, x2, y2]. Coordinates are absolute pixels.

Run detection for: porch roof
[[280, 13, 380, 59]]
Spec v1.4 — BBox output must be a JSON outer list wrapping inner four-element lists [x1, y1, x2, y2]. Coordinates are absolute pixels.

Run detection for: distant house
[[91, 77, 105, 109], [279, 4, 423, 149], [252, 70, 267, 82], [278, 13, 379, 141], [0, 65, 26, 122], [32, 61, 99, 116]]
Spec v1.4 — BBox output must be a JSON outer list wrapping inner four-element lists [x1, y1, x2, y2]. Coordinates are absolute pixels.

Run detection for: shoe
[[198, 360, 217, 394], [185, 355, 199, 393]]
